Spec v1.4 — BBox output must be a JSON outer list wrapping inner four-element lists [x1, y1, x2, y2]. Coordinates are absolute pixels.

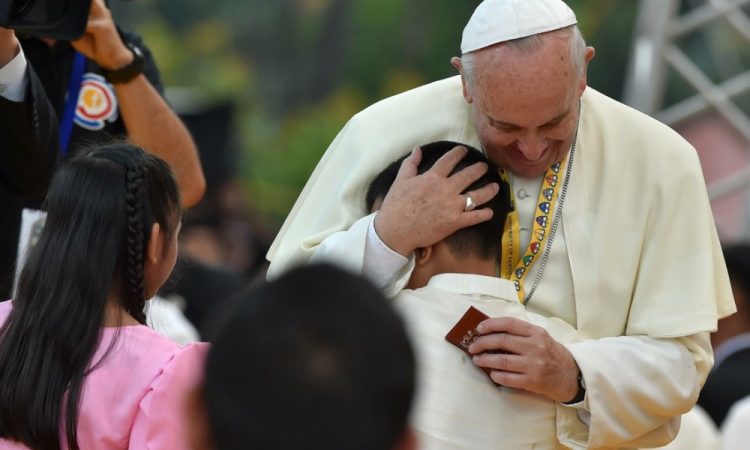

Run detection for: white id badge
[[14, 208, 48, 297]]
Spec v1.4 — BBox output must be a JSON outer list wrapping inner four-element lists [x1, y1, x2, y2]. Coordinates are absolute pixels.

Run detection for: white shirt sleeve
[[363, 215, 411, 291], [309, 213, 414, 297], [0, 46, 28, 102]]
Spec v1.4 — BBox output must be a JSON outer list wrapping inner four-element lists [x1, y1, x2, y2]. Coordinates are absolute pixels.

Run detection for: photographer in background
[[0, 26, 58, 301], [0, 0, 205, 299]]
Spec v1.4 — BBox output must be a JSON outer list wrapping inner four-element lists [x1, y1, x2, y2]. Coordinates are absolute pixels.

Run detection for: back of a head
[[366, 141, 512, 260], [26, 143, 181, 322], [204, 264, 415, 450]]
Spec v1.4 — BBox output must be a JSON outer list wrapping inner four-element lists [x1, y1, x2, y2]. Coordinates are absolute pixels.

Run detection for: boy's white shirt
[[394, 272, 584, 450]]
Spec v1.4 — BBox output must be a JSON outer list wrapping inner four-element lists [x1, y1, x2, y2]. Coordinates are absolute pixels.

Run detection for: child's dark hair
[[204, 263, 415, 450], [366, 140, 512, 260], [0, 143, 180, 450]]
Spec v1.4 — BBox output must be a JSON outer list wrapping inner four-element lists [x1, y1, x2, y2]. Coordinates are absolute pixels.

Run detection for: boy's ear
[[146, 222, 164, 265], [415, 246, 433, 267]]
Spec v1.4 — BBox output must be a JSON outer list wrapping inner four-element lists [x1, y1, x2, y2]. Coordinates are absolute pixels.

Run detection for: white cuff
[[0, 45, 28, 102], [364, 214, 410, 291], [561, 389, 590, 424]]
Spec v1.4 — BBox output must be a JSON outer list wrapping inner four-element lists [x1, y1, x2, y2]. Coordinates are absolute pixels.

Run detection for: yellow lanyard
[[499, 154, 570, 303]]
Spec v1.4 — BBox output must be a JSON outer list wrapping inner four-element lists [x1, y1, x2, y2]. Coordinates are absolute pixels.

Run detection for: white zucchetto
[[461, 0, 577, 54]]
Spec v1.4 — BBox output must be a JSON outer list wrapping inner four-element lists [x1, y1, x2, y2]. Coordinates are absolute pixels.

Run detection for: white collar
[[426, 273, 518, 302]]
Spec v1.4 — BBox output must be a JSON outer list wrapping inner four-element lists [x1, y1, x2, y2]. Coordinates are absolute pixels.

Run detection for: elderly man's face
[[460, 35, 592, 178]]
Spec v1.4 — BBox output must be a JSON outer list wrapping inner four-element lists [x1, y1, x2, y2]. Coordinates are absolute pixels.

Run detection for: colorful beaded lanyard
[[498, 101, 580, 304]]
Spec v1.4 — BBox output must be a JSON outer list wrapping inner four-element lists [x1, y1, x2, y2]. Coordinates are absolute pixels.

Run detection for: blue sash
[[58, 51, 86, 155]]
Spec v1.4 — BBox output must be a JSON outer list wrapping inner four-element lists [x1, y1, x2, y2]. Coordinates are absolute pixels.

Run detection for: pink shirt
[[0, 301, 208, 450]]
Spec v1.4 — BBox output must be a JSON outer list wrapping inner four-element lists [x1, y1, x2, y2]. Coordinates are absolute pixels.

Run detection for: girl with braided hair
[[0, 143, 207, 450]]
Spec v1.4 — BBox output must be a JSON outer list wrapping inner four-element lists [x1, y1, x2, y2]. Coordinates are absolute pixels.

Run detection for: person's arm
[[0, 27, 16, 63], [70, 0, 205, 207], [470, 317, 708, 448], [270, 145, 496, 287], [565, 333, 710, 448], [113, 72, 204, 207], [309, 213, 415, 297], [266, 76, 476, 280], [289, 145, 497, 295], [0, 28, 59, 198]]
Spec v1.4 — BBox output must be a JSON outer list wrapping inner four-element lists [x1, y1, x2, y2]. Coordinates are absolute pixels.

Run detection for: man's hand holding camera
[[1, 0, 130, 74], [71, 0, 132, 71]]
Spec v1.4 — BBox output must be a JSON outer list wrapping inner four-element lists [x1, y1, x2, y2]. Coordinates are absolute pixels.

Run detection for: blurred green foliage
[[110, 0, 747, 230]]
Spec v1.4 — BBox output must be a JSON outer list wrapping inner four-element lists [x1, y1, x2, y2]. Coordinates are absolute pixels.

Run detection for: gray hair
[[461, 25, 587, 92]]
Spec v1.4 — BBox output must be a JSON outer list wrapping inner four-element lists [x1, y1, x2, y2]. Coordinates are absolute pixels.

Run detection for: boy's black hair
[[366, 141, 512, 260], [204, 263, 415, 450]]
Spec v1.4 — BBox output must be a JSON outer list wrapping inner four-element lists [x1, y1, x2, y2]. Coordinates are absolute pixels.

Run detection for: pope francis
[[267, 0, 736, 448]]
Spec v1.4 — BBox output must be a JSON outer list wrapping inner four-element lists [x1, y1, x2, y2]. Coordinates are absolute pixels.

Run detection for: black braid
[[124, 162, 147, 324]]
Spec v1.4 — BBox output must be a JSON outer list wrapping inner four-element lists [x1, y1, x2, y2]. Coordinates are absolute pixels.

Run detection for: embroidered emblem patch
[[74, 73, 119, 130]]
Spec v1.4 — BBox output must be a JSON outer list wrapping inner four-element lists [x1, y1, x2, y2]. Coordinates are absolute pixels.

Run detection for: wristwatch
[[566, 370, 587, 404], [103, 42, 145, 84]]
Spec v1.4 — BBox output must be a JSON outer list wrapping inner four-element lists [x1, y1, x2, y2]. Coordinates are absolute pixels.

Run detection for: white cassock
[[395, 273, 583, 450], [267, 76, 736, 448], [720, 396, 750, 450], [652, 405, 718, 450]]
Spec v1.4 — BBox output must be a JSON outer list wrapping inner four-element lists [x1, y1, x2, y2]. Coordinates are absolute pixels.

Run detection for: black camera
[[0, 0, 93, 40]]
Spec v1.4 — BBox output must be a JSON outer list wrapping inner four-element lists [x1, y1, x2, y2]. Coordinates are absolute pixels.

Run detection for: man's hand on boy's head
[[71, 0, 132, 70], [374, 145, 500, 257]]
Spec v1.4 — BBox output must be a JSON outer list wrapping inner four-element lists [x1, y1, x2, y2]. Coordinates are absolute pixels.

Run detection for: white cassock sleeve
[[557, 332, 713, 449], [266, 77, 474, 280], [309, 213, 414, 297]]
